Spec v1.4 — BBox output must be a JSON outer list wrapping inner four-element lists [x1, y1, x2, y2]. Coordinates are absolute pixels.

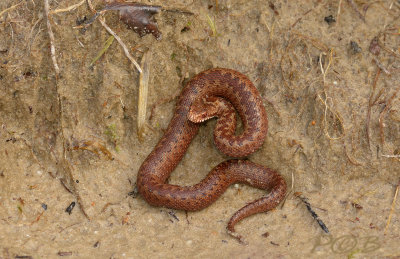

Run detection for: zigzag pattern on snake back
[[136, 68, 287, 243]]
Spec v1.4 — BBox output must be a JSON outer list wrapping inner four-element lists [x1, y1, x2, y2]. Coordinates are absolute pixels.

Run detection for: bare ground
[[0, 0, 400, 258]]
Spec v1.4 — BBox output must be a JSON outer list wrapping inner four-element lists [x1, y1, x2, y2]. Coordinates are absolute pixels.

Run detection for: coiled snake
[[136, 68, 287, 243]]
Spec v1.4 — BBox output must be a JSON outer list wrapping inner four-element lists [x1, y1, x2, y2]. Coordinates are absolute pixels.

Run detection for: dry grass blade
[[50, 0, 85, 14], [317, 50, 344, 140], [317, 94, 345, 140], [206, 14, 218, 37], [384, 179, 400, 235], [137, 50, 152, 141], [0, 1, 23, 17], [319, 50, 333, 84], [89, 35, 114, 67]]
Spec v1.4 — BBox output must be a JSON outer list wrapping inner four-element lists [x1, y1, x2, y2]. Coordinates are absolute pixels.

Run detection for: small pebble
[[262, 232, 270, 238], [350, 41, 362, 54], [65, 201, 76, 215], [369, 37, 380, 55], [324, 15, 336, 24]]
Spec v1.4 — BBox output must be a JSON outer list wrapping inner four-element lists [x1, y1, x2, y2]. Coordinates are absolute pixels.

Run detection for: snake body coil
[[137, 68, 287, 242]]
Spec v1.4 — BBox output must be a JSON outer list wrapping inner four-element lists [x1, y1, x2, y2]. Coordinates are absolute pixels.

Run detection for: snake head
[[188, 96, 222, 123], [188, 105, 213, 123]]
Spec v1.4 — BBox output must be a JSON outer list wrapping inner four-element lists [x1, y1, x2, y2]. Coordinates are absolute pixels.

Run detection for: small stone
[[324, 15, 336, 24], [350, 41, 362, 54]]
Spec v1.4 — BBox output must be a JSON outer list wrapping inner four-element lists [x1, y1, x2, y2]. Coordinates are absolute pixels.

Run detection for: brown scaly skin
[[136, 68, 287, 243]]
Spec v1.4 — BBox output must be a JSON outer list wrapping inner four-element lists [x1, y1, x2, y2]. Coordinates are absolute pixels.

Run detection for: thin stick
[[296, 194, 329, 234], [0, 1, 23, 17], [86, 0, 142, 73], [44, 0, 60, 77], [384, 179, 400, 235], [50, 0, 85, 14]]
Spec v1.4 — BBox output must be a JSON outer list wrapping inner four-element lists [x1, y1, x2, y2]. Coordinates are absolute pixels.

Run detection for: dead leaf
[[104, 2, 162, 40]]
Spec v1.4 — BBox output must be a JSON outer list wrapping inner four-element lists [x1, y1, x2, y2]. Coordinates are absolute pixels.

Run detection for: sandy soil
[[1, 0, 399, 258]]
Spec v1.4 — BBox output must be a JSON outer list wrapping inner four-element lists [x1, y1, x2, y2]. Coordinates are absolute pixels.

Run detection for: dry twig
[[295, 193, 329, 233]]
